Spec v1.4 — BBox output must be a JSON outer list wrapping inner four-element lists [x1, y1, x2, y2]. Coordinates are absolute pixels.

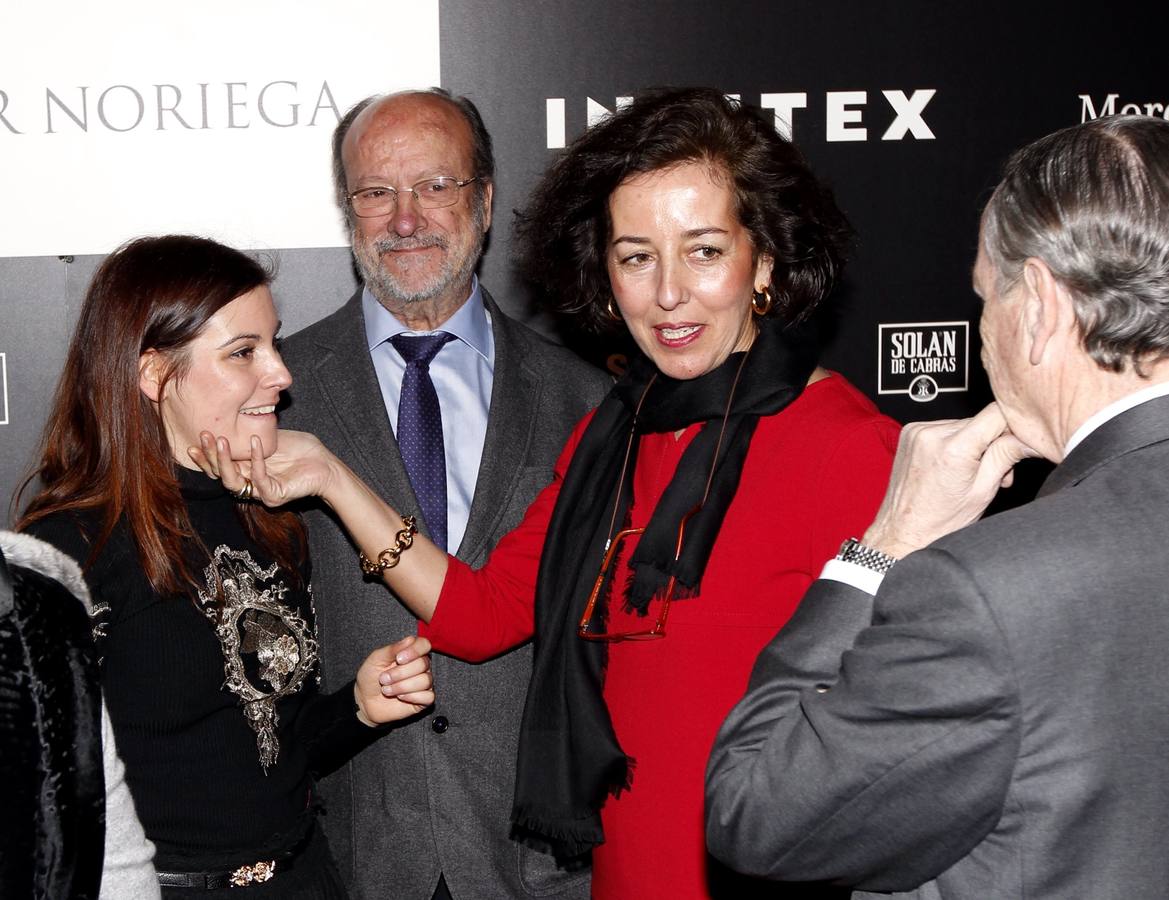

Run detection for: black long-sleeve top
[[29, 468, 382, 870]]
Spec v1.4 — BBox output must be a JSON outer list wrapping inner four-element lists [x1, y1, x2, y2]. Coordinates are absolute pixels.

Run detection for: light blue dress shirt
[[363, 276, 495, 553]]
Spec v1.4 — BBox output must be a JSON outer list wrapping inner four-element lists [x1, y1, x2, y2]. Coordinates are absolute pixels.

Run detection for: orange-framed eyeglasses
[[576, 505, 699, 642]]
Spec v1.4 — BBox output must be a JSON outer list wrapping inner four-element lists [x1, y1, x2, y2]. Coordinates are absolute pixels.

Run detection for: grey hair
[[982, 114, 1169, 374], [331, 88, 495, 229]]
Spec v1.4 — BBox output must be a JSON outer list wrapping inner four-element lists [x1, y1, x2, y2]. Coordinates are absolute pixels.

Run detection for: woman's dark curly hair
[[516, 86, 852, 333]]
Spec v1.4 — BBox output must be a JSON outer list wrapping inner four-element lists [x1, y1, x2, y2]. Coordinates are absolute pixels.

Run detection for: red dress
[[423, 373, 899, 899]]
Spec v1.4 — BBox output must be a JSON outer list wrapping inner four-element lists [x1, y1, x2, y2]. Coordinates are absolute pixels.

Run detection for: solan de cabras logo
[[878, 322, 969, 402]]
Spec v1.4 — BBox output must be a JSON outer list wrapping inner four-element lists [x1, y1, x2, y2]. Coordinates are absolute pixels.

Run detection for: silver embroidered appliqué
[[197, 546, 318, 773]]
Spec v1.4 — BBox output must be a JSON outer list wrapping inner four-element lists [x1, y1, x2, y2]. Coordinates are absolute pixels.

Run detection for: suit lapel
[[295, 292, 423, 520], [456, 289, 541, 562], [1039, 393, 1169, 497]]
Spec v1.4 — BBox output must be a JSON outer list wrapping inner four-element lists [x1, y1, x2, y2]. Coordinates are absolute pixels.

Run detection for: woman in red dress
[[197, 88, 899, 899]]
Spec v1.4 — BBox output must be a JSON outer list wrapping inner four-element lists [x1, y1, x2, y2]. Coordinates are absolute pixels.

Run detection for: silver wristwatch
[[835, 537, 897, 574]]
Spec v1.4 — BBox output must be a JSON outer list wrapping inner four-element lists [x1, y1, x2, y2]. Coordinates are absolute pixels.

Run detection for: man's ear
[[481, 180, 494, 233], [1022, 258, 1069, 367], [138, 350, 164, 402]]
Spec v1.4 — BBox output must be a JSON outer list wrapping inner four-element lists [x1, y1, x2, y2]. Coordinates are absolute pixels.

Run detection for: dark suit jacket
[[706, 395, 1169, 899], [279, 288, 610, 900]]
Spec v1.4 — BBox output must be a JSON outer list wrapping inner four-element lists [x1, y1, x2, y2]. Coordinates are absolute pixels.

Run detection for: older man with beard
[[279, 89, 609, 900]]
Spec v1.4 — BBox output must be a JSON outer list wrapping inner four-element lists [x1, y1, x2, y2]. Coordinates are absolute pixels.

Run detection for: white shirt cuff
[[820, 558, 885, 596]]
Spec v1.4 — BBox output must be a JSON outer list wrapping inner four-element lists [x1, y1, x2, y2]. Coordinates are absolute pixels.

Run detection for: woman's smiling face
[[146, 286, 291, 466], [606, 161, 773, 380]]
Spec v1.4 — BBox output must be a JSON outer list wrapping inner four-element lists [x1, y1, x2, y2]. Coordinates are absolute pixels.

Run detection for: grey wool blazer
[[279, 288, 611, 900], [706, 394, 1169, 899]]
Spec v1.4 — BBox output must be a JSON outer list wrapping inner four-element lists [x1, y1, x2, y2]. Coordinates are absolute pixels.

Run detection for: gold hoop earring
[[751, 287, 773, 317], [606, 297, 621, 322]]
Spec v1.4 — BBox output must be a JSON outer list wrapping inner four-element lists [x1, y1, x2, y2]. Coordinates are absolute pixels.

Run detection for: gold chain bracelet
[[358, 516, 419, 575]]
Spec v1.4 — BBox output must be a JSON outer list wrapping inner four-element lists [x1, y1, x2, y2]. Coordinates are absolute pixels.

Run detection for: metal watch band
[[836, 537, 897, 574]]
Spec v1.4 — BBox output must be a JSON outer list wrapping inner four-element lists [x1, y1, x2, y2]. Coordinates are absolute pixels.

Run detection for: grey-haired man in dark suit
[[707, 114, 1169, 898], [280, 89, 608, 900]]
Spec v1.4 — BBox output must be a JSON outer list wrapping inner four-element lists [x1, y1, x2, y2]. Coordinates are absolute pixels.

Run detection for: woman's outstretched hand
[[354, 635, 436, 726], [190, 427, 449, 624], [188, 430, 338, 507]]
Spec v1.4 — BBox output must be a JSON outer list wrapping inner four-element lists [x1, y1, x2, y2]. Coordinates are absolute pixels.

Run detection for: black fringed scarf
[[510, 316, 819, 865]]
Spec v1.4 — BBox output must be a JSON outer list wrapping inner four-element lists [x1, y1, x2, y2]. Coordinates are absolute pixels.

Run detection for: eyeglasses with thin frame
[[577, 352, 749, 643], [346, 176, 479, 217], [577, 504, 701, 642]]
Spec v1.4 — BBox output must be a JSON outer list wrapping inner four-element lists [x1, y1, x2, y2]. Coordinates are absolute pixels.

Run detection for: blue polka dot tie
[[389, 332, 456, 551]]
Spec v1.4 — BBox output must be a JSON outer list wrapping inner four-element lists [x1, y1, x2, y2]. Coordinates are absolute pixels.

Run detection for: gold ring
[[233, 478, 254, 502]]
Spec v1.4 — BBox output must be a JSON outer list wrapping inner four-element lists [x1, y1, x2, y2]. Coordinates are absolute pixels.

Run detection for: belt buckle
[[229, 859, 276, 887]]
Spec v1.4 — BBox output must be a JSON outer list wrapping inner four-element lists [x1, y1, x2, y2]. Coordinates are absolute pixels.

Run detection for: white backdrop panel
[[0, 0, 441, 256]]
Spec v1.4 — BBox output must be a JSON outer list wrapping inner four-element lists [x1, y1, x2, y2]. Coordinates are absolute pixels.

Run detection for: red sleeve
[[806, 415, 901, 574], [420, 413, 593, 661]]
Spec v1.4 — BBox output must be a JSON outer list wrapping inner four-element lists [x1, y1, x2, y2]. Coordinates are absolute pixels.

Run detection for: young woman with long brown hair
[[17, 235, 434, 898]]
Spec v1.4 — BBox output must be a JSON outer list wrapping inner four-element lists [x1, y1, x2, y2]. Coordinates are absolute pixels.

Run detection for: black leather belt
[[156, 824, 313, 890]]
